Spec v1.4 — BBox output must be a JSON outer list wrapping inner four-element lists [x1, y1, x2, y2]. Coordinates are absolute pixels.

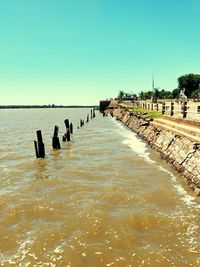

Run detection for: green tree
[[131, 93, 138, 100], [178, 73, 200, 97], [144, 91, 153, 99], [164, 90, 172, 99], [138, 91, 145, 100], [157, 89, 172, 99], [158, 89, 166, 99], [124, 92, 132, 100], [117, 90, 125, 100], [154, 88, 160, 99], [191, 89, 200, 101], [172, 88, 181, 99]]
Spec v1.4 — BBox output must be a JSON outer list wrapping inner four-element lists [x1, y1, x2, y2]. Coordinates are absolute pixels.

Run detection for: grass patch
[[119, 103, 162, 119]]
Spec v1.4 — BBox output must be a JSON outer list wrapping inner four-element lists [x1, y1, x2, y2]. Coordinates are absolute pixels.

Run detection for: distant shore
[[0, 105, 99, 109]]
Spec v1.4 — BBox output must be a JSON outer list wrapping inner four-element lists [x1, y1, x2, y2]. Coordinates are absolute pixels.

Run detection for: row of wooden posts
[[141, 101, 188, 119], [34, 108, 96, 158]]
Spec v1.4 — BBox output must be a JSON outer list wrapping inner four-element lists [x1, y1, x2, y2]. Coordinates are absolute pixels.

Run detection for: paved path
[[151, 117, 200, 143]]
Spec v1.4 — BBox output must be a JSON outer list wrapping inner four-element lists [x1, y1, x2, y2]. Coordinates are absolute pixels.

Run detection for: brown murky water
[[0, 108, 200, 267]]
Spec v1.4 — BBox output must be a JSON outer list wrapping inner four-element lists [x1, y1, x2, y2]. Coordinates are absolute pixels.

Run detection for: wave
[[114, 119, 200, 210], [113, 120, 155, 164]]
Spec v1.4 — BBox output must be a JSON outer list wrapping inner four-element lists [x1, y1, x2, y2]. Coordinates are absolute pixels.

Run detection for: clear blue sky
[[0, 0, 200, 105]]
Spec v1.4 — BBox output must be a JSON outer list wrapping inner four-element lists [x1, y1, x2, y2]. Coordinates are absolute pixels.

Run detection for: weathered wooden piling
[[63, 119, 70, 141], [93, 109, 96, 118], [64, 119, 69, 130], [52, 126, 61, 149], [66, 129, 70, 141], [34, 140, 39, 158], [80, 119, 84, 127], [34, 130, 45, 158], [91, 109, 93, 119], [70, 122, 73, 134], [63, 131, 70, 141], [86, 114, 89, 123]]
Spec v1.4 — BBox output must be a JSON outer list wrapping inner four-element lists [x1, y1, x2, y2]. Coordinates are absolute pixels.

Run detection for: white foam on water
[[114, 119, 200, 210], [114, 119, 200, 254], [158, 165, 200, 210], [1, 237, 34, 265], [114, 120, 155, 164]]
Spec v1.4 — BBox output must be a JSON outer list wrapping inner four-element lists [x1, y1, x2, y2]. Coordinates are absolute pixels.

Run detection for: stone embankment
[[112, 107, 200, 195]]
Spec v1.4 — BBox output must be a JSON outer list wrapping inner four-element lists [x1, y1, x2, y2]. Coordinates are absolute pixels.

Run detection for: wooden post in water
[[34, 130, 45, 158], [80, 119, 84, 127], [34, 140, 39, 158], [63, 119, 70, 141], [70, 122, 73, 134], [52, 125, 61, 149], [91, 109, 93, 119], [63, 130, 70, 141], [66, 129, 70, 141], [86, 114, 89, 123], [64, 119, 69, 130], [93, 109, 96, 118]]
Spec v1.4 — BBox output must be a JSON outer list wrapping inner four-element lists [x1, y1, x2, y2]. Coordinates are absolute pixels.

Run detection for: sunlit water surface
[[0, 108, 200, 267]]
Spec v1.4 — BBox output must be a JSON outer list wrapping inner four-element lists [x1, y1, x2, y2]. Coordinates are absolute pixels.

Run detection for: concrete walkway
[[151, 117, 200, 143]]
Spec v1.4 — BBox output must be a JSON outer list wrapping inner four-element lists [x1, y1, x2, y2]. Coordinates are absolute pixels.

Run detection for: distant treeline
[[116, 73, 200, 101], [0, 105, 99, 109]]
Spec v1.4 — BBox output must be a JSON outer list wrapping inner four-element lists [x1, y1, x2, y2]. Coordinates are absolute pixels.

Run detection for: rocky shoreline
[[112, 107, 200, 196]]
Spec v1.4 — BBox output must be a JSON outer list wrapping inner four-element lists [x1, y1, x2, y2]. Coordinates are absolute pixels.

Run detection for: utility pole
[[152, 74, 156, 103], [152, 75, 155, 93]]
